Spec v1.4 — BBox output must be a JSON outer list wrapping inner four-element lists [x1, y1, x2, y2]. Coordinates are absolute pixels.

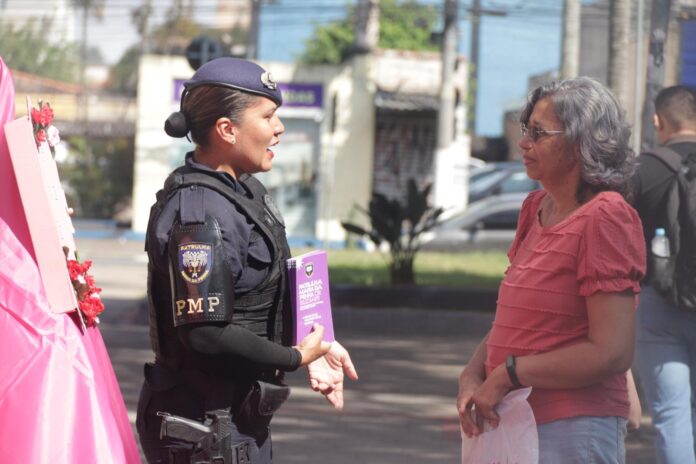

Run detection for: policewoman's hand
[[296, 323, 332, 367], [307, 340, 359, 410]]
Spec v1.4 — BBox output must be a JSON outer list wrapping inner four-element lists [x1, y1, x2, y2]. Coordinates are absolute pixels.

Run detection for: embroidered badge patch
[[178, 243, 213, 284]]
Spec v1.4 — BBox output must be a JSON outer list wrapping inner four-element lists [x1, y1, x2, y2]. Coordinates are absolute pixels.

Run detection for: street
[[80, 237, 657, 463]]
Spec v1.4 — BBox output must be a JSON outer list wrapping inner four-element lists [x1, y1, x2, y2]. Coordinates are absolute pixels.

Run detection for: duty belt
[[145, 362, 283, 410]]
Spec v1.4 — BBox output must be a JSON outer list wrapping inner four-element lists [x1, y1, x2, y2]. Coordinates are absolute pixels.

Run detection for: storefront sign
[[279, 83, 323, 108]]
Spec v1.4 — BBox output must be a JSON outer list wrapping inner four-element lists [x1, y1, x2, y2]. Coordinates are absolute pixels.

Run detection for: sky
[[3, 0, 565, 136]]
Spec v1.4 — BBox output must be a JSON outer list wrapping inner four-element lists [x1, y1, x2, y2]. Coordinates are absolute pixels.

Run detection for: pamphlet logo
[[304, 263, 314, 277]]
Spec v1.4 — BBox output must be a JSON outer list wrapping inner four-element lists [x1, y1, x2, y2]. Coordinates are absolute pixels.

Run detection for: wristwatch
[[506, 355, 523, 389]]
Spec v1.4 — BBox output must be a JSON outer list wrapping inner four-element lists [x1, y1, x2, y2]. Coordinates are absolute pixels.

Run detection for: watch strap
[[506, 355, 523, 389]]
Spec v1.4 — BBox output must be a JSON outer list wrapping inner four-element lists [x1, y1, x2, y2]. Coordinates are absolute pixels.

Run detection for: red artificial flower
[[67, 256, 104, 326], [67, 260, 82, 280], [31, 107, 42, 125], [79, 295, 105, 325], [79, 297, 99, 318], [36, 129, 46, 143], [40, 104, 54, 126]]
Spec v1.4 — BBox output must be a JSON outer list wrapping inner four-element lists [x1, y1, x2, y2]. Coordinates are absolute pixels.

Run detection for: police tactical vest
[[145, 165, 292, 377]]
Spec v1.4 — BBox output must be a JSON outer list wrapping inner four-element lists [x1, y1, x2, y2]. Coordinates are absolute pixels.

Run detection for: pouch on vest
[[235, 380, 290, 432]]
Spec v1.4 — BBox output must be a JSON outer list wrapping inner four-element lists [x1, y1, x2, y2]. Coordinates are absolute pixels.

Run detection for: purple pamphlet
[[287, 250, 335, 344]]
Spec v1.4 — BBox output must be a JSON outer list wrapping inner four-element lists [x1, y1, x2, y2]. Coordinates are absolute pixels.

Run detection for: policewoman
[[136, 57, 357, 464]]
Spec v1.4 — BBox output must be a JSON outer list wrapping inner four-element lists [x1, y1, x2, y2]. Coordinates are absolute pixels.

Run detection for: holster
[[236, 380, 290, 433], [159, 409, 252, 464]]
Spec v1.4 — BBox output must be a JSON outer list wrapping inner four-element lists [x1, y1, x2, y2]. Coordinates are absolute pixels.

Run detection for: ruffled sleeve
[[507, 190, 545, 262], [577, 193, 646, 296]]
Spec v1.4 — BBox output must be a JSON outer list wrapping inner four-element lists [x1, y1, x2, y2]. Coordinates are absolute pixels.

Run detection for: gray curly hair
[[519, 76, 635, 201]]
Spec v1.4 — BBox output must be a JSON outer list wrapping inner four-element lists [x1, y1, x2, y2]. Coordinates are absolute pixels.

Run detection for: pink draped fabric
[[0, 58, 140, 463], [0, 57, 33, 255]]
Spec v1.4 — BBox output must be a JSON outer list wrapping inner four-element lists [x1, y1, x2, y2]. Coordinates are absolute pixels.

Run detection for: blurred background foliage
[[0, 18, 86, 83], [61, 136, 134, 220], [301, 0, 439, 64], [306, 248, 508, 288]]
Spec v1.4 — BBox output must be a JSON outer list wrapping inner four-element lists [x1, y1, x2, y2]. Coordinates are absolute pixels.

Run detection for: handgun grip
[[157, 412, 212, 443]]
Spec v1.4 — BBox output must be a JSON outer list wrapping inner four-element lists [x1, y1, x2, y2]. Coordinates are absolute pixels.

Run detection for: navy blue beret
[[184, 57, 282, 106]]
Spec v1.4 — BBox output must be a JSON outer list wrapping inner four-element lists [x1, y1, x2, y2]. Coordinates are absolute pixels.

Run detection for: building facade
[[130, 50, 468, 244]]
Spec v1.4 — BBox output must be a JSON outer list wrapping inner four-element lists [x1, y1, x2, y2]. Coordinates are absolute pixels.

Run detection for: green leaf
[[300, 0, 439, 65], [405, 178, 430, 226], [341, 222, 369, 237]]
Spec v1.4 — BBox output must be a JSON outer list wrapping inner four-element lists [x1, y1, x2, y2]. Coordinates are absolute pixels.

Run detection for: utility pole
[[355, 0, 380, 53], [80, 2, 89, 138], [74, 0, 104, 137], [640, 0, 672, 151], [632, 0, 645, 154], [246, 0, 261, 59], [467, 1, 506, 136], [608, 0, 631, 104], [560, 0, 581, 79], [437, 0, 458, 148], [433, 0, 470, 212]]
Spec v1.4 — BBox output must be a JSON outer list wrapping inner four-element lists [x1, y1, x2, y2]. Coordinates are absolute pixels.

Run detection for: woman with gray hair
[[456, 77, 646, 463]]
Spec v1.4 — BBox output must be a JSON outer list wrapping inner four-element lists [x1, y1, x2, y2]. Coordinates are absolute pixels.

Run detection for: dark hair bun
[[164, 111, 189, 138]]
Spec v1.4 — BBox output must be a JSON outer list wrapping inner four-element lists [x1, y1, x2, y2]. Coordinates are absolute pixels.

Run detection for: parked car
[[468, 162, 540, 203], [420, 192, 529, 252]]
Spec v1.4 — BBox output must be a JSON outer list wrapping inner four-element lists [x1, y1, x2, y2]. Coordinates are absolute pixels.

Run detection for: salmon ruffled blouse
[[485, 190, 646, 425]]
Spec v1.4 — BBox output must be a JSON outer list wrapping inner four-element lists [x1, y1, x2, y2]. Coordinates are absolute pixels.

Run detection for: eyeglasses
[[520, 123, 564, 143]]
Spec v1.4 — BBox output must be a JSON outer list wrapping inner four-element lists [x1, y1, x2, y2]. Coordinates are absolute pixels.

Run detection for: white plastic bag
[[461, 387, 538, 464]]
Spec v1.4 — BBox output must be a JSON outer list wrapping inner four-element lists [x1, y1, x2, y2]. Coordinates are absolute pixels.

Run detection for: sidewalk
[[77, 237, 658, 463]]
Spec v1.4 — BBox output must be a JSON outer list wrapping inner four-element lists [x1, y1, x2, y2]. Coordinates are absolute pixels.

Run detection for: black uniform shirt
[[149, 152, 302, 372]]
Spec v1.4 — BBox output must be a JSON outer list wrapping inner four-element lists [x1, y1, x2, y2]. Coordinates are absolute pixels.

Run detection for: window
[[479, 210, 519, 230], [499, 172, 538, 194], [469, 170, 508, 196]]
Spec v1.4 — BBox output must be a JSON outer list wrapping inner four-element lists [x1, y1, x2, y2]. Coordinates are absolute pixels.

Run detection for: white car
[[420, 192, 530, 252]]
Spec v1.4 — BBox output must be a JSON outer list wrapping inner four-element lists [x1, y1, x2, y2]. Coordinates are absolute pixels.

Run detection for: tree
[[72, 0, 105, 77], [560, 0, 581, 79], [107, 46, 141, 95], [149, 0, 202, 55], [61, 136, 134, 219], [107, 0, 201, 94], [342, 179, 443, 285], [301, 0, 439, 65], [109, 0, 244, 95], [0, 18, 80, 82], [607, 0, 631, 103]]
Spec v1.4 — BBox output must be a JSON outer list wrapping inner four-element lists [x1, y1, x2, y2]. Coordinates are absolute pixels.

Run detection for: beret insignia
[[261, 71, 277, 90]]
